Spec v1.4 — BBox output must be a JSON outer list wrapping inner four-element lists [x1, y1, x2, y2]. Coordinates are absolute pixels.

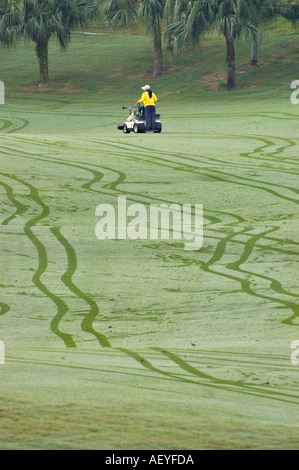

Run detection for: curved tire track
[[51, 227, 111, 348], [0, 172, 76, 348], [1, 139, 297, 327]]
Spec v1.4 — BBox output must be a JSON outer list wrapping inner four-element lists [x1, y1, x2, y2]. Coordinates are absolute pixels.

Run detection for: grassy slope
[[1, 27, 299, 102], [0, 31, 299, 450]]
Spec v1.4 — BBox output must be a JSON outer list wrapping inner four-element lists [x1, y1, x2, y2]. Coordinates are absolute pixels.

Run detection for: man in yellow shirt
[[136, 85, 158, 132]]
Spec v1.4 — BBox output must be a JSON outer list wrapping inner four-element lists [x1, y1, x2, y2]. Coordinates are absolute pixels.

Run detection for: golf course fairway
[[0, 34, 299, 450]]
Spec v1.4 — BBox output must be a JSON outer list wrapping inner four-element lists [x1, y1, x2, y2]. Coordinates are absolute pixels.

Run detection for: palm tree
[[82, 0, 137, 25], [169, 0, 256, 91], [281, 0, 299, 22], [21, 0, 85, 87], [165, 0, 175, 51], [102, 0, 137, 25], [88, 0, 166, 77], [212, 0, 257, 91], [249, 0, 284, 66], [139, 0, 166, 77], [0, 1, 22, 46], [166, 0, 214, 53]]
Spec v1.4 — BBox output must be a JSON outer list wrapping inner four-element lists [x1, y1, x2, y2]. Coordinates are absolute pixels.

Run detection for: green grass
[[1, 30, 299, 104], [0, 31, 299, 450]]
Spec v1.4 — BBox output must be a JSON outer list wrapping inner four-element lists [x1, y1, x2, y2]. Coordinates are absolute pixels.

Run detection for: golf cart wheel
[[133, 123, 146, 134], [154, 122, 162, 133], [123, 124, 130, 134]]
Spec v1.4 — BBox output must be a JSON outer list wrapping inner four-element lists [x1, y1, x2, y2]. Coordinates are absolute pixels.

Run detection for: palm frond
[[101, 0, 137, 27]]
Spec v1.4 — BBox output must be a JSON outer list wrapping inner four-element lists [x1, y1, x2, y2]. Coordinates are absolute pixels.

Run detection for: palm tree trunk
[[153, 27, 164, 77], [251, 36, 259, 66], [167, 0, 174, 51], [225, 32, 236, 91], [36, 39, 50, 87]]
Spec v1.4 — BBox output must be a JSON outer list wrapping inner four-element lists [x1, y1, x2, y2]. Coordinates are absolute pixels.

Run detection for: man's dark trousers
[[145, 105, 156, 131]]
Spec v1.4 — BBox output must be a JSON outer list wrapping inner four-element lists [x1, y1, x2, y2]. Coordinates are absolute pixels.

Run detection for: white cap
[[141, 85, 151, 91]]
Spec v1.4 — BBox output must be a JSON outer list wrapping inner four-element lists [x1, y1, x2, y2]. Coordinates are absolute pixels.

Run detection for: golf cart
[[115, 105, 162, 134]]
